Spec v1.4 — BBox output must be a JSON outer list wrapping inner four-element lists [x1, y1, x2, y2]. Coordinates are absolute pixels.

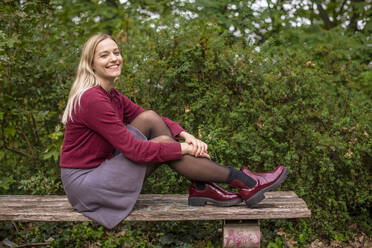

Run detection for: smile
[[106, 64, 120, 69]]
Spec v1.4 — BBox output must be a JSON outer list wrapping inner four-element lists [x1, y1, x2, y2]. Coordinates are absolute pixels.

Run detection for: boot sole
[[245, 167, 290, 207], [188, 197, 242, 207]]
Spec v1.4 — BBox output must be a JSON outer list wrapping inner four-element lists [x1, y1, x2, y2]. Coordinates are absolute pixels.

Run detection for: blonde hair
[[62, 34, 118, 124]]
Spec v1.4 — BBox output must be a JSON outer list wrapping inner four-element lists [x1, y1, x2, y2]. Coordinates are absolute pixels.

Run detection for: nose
[[110, 53, 117, 61]]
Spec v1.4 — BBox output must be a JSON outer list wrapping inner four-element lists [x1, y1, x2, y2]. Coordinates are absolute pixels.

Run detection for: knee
[[139, 110, 159, 121], [151, 135, 174, 143], [130, 110, 157, 126]]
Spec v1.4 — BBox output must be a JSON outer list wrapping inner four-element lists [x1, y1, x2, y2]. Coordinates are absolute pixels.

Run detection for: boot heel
[[245, 192, 265, 207], [188, 197, 207, 206]]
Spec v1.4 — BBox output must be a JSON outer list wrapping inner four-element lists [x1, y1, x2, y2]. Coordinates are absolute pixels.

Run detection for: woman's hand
[[180, 142, 211, 160], [179, 131, 209, 159]]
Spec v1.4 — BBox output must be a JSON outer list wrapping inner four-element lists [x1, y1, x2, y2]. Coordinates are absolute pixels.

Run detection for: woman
[[60, 33, 289, 229]]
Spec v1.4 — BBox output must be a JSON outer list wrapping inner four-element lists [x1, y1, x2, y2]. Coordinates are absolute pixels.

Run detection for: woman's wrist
[[179, 131, 187, 138], [180, 143, 192, 155], [179, 131, 193, 139]]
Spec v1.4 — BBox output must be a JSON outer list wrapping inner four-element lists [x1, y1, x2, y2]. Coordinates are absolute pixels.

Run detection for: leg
[[130, 111, 175, 178], [147, 135, 231, 183], [144, 162, 161, 178], [130, 111, 288, 207], [131, 111, 230, 181], [170, 155, 231, 182], [131, 112, 255, 186], [130, 110, 174, 139]]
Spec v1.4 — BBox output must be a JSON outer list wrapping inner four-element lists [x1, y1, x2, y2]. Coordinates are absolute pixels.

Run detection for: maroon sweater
[[60, 86, 183, 168]]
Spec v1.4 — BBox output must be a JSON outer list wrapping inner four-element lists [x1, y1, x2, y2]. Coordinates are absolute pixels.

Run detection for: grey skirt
[[61, 125, 147, 229]]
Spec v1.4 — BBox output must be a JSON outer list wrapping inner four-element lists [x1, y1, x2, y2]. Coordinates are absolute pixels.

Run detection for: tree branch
[[339, 0, 348, 15], [17, 242, 51, 247], [315, 0, 336, 29], [17, 126, 36, 156], [348, 0, 364, 32], [30, 112, 40, 144], [4, 146, 32, 158]]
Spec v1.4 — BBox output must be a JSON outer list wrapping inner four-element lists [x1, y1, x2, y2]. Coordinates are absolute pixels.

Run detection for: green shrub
[[119, 20, 372, 241]]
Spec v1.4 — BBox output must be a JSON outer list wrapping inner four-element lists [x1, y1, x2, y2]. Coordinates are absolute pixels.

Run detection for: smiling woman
[[92, 38, 122, 90], [59, 33, 289, 229]]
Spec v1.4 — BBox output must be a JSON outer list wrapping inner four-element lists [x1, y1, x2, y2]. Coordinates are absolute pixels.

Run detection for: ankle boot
[[230, 165, 289, 207], [188, 182, 242, 207]]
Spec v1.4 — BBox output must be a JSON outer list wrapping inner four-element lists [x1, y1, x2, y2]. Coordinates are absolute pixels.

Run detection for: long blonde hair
[[62, 34, 118, 124]]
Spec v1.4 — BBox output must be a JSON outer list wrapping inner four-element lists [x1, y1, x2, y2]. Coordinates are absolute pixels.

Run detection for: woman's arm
[[118, 91, 209, 158], [79, 90, 182, 163]]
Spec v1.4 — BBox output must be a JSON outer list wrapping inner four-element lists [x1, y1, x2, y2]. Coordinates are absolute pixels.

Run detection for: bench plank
[[0, 191, 311, 222]]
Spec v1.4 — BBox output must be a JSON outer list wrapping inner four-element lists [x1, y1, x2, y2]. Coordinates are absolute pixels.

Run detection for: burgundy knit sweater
[[60, 86, 183, 168]]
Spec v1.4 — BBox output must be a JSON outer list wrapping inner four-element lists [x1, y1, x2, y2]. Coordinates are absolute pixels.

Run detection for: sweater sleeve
[[79, 91, 182, 163], [160, 116, 184, 137], [121, 94, 185, 137]]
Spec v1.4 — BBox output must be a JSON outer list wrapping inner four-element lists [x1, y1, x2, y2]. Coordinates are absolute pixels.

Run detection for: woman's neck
[[99, 79, 115, 92]]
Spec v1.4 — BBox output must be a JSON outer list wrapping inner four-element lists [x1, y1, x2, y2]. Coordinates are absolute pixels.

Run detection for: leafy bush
[[119, 20, 371, 242]]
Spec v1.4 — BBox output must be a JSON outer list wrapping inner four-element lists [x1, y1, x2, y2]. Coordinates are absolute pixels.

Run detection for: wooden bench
[[0, 191, 310, 247]]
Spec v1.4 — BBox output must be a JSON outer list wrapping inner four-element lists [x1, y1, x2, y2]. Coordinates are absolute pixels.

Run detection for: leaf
[[4, 127, 16, 137], [0, 176, 16, 190]]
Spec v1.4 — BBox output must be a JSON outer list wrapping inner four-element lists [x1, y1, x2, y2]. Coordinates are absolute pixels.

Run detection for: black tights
[[130, 110, 230, 183]]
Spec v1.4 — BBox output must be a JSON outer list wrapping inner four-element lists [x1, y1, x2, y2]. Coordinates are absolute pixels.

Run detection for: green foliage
[[0, 221, 222, 248], [267, 237, 284, 248], [0, 0, 371, 247], [119, 20, 371, 243], [18, 171, 62, 195]]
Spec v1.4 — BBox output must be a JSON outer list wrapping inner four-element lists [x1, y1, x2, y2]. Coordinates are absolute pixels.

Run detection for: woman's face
[[92, 38, 122, 84]]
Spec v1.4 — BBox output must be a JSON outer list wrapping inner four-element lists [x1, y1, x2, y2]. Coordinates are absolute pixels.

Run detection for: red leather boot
[[188, 182, 242, 207], [230, 166, 289, 207]]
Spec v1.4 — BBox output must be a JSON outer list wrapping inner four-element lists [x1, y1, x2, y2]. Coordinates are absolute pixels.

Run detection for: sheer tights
[[130, 110, 230, 183]]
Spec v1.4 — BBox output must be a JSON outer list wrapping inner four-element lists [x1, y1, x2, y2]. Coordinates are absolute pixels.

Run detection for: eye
[[114, 51, 120, 55]]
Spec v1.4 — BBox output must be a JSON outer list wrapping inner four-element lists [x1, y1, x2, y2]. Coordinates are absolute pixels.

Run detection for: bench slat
[[0, 198, 307, 208], [0, 191, 311, 222]]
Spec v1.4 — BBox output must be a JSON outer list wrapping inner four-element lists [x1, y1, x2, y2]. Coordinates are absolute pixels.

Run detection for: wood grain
[[0, 191, 311, 222]]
